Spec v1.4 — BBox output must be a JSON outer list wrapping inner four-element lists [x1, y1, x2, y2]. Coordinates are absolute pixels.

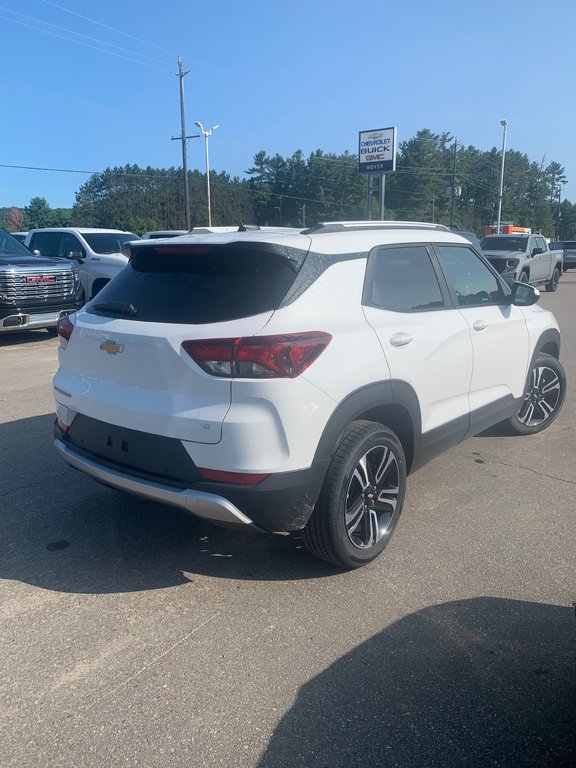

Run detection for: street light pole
[[194, 120, 219, 227], [496, 119, 508, 235]]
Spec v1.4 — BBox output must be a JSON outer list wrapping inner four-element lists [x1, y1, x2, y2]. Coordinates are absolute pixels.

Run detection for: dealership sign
[[358, 127, 396, 174]]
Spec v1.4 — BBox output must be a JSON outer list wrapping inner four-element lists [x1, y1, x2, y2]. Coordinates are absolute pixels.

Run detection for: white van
[[25, 228, 139, 301]]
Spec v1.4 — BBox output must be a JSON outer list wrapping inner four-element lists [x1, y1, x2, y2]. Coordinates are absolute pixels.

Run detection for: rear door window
[[86, 242, 307, 324], [363, 244, 447, 312]]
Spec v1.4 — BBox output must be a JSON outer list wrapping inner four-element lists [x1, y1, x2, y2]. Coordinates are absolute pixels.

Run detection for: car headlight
[[506, 258, 519, 269]]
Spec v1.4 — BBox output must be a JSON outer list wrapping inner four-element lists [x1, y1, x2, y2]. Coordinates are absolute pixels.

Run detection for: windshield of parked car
[[562, 241, 576, 250], [0, 229, 35, 259], [82, 233, 140, 254], [480, 236, 528, 252]]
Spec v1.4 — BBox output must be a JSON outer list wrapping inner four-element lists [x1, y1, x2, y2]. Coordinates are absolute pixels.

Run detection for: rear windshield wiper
[[93, 301, 138, 316]]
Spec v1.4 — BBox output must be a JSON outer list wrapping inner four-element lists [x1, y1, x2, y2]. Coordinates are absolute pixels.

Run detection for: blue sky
[[1, 0, 575, 213]]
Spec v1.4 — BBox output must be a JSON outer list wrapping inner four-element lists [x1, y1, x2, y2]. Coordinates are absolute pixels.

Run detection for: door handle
[[473, 320, 488, 331], [390, 332, 414, 347]]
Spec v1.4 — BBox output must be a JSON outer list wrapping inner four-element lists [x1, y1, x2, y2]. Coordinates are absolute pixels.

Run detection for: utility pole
[[449, 139, 457, 227], [171, 57, 193, 230], [556, 185, 562, 240]]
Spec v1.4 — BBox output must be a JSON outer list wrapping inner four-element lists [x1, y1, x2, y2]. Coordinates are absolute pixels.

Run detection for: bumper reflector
[[198, 467, 269, 485]]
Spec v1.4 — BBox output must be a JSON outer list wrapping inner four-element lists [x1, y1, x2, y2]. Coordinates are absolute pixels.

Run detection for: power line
[[0, 7, 172, 71], [39, 0, 176, 56], [0, 162, 96, 175]]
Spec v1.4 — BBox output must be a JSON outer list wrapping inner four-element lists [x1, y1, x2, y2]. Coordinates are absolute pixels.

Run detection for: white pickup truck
[[25, 228, 139, 301], [480, 233, 563, 292]]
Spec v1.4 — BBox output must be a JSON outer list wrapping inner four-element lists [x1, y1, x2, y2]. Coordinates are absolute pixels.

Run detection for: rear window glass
[[563, 242, 576, 249], [86, 243, 306, 324]]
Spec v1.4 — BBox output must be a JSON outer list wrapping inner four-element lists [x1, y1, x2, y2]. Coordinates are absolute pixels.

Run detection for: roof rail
[[302, 221, 450, 235]]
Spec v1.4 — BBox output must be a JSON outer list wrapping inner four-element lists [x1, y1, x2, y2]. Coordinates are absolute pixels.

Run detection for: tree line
[[2, 128, 575, 238]]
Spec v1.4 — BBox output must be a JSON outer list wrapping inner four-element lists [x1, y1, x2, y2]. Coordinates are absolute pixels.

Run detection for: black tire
[[545, 267, 560, 292], [519, 271, 529, 283], [303, 420, 406, 569], [507, 354, 566, 435]]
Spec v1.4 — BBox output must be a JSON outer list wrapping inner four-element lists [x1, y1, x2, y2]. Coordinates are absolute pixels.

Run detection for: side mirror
[[532, 247, 543, 256], [511, 281, 539, 306], [32, 249, 41, 256], [65, 250, 85, 262]]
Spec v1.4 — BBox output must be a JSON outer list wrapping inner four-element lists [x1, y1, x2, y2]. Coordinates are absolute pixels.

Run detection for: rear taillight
[[57, 314, 75, 349], [182, 332, 332, 378]]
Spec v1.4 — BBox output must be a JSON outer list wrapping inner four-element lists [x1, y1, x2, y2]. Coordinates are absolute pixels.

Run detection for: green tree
[[24, 197, 55, 229]]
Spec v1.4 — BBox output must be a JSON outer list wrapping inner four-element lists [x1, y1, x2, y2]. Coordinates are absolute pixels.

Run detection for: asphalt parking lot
[[1, 276, 576, 768]]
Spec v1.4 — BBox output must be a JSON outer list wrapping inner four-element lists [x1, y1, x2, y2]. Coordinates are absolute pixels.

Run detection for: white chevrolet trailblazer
[[53, 222, 566, 568]]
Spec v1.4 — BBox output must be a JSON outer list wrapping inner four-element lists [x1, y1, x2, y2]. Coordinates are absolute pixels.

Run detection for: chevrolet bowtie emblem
[[100, 340, 125, 355]]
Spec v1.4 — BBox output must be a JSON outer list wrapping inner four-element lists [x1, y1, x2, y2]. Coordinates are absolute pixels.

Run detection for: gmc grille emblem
[[100, 340, 125, 355], [26, 275, 56, 283]]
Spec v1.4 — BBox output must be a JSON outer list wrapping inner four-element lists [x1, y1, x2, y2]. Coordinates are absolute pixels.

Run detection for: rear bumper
[[54, 431, 328, 533], [55, 438, 266, 531]]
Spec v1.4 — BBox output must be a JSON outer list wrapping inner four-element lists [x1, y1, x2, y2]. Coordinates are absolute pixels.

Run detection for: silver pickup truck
[[0, 229, 84, 334], [480, 234, 563, 292]]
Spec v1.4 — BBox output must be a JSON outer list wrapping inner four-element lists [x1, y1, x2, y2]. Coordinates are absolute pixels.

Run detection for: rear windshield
[[86, 242, 306, 324], [83, 233, 140, 254], [563, 242, 576, 249]]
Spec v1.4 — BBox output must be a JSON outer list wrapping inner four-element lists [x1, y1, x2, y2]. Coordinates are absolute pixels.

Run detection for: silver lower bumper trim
[[54, 439, 262, 531]]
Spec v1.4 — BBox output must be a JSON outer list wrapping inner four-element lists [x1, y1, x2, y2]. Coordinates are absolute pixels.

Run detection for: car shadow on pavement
[[257, 597, 576, 768], [0, 330, 57, 346], [0, 414, 341, 595]]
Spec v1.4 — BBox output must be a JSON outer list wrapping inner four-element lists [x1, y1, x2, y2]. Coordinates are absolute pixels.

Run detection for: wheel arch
[[313, 380, 420, 474], [532, 328, 561, 361], [91, 277, 110, 299]]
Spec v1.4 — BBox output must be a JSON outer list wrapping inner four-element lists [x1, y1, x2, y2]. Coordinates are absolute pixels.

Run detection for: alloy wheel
[[345, 445, 400, 549], [517, 365, 561, 427]]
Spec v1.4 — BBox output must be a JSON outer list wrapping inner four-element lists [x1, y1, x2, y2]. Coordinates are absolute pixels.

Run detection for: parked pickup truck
[[0, 229, 83, 334], [25, 228, 140, 301], [480, 233, 563, 292]]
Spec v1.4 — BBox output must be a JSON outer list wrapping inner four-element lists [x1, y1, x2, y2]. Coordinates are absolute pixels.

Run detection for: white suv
[[53, 222, 566, 568]]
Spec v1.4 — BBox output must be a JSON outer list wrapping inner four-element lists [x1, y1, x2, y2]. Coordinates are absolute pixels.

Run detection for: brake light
[[57, 314, 75, 349], [182, 332, 332, 378]]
